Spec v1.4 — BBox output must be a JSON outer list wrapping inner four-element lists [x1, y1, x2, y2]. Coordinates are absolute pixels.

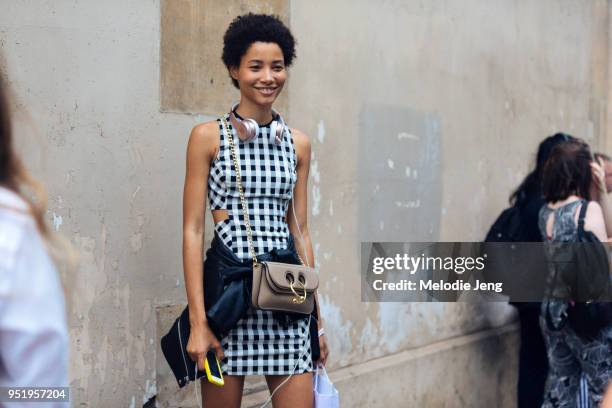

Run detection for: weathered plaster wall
[[288, 0, 608, 377], [0, 0, 609, 407], [0, 1, 198, 405]]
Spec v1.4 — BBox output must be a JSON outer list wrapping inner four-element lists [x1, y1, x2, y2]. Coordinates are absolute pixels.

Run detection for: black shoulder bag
[[546, 200, 612, 339]]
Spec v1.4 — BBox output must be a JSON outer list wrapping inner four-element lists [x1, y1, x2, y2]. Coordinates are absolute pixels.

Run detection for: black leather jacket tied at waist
[[203, 232, 317, 339]]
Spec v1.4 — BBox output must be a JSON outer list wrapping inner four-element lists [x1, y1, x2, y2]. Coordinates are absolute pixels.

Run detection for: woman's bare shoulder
[[290, 128, 311, 162], [188, 121, 220, 160], [290, 127, 311, 147], [190, 121, 220, 143], [584, 200, 607, 240], [586, 200, 604, 217]]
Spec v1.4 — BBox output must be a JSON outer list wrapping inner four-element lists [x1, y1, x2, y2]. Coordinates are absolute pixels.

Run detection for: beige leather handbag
[[220, 116, 318, 314]]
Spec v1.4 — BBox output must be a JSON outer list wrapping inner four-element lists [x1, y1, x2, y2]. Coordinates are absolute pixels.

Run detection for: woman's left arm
[[287, 128, 329, 367]]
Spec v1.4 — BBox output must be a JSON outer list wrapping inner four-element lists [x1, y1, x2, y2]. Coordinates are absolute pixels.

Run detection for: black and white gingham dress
[[207, 113, 312, 375]]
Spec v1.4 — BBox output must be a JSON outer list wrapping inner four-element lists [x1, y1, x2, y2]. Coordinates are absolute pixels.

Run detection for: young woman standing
[[181, 14, 328, 407], [539, 138, 612, 407], [506, 133, 572, 408], [0, 62, 69, 403]]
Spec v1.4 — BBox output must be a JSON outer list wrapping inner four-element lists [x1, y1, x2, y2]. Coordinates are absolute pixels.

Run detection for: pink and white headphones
[[229, 102, 287, 145]]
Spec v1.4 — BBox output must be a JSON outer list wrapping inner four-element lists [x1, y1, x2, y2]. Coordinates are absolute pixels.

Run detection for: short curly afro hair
[[222, 13, 296, 89]]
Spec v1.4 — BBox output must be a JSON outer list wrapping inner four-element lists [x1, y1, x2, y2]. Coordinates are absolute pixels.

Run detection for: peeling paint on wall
[[376, 303, 413, 352], [130, 232, 143, 253], [311, 151, 321, 217], [143, 378, 157, 404], [398, 131, 419, 141], [376, 302, 448, 353], [358, 105, 442, 242], [318, 294, 353, 367], [357, 317, 381, 358], [395, 200, 421, 209], [68, 228, 112, 402], [317, 119, 325, 143], [52, 212, 63, 231], [313, 242, 321, 271]]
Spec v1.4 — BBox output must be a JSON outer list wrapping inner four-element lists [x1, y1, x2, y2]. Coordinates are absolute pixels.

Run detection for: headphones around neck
[[229, 102, 286, 145]]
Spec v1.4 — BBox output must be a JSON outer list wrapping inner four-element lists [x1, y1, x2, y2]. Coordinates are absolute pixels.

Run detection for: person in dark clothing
[[538, 138, 612, 407], [510, 133, 574, 242], [509, 133, 574, 408]]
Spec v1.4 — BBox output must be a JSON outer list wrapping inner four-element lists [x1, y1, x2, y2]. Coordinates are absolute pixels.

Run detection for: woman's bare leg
[[201, 375, 245, 408], [265, 372, 313, 408]]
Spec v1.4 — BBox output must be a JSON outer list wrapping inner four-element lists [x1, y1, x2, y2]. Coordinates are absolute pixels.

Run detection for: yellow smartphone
[[204, 351, 224, 387]]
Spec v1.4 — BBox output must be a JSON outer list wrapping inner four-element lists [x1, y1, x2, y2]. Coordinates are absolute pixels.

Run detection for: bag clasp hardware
[[290, 279, 307, 304]]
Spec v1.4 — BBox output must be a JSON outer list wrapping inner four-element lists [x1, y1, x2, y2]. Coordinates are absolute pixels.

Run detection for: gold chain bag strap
[[220, 115, 318, 314]]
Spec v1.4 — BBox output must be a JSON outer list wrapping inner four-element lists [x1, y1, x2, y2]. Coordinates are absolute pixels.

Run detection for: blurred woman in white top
[[0, 65, 69, 406]]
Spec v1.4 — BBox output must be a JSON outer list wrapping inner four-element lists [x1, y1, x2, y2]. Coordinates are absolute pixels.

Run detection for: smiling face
[[230, 41, 286, 107]]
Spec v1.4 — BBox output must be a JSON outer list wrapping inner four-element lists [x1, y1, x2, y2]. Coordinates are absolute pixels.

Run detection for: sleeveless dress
[[207, 113, 313, 376], [538, 200, 612, 408]]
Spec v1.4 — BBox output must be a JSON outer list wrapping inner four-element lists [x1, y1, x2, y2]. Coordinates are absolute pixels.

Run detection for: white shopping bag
[[313, 366, 339, 408]]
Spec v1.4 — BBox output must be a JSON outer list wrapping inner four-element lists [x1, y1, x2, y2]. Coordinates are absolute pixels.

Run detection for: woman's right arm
[[591, 159, 612, 238], [584, 200, 608, 242], [183, 122, 224, 367]]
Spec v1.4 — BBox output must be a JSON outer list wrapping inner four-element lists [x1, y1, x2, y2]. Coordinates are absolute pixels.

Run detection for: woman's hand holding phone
[[186, 321, 224, 371]]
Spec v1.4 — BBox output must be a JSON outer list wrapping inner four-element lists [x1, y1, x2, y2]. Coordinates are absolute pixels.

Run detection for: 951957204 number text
[[1, 387, 69, 402]]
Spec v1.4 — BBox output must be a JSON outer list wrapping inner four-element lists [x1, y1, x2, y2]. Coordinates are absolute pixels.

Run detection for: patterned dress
[[207, 113, 312, 375], [538, 199, 612, 408]]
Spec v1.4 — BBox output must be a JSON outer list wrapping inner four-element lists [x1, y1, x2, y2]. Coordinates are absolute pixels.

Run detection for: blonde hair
[[1, 58, 76, 289]]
